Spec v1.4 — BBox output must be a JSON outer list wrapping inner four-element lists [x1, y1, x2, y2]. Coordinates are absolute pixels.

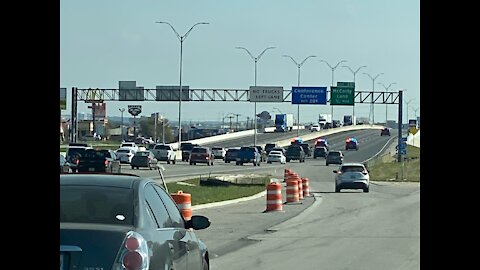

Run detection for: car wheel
[[335, 186, 340, 192], [173, 159, 176, 164], [190, 162, 193, 165], [313, 156, 317, 159], [326, 163, 329, 166], [363, 186, 369, 193], [167, 160, 170, 164], [286, 159, 290, 162], [131, 166, 134, 169], [257, 161, 260, 166], [267, 161, 272, 164]]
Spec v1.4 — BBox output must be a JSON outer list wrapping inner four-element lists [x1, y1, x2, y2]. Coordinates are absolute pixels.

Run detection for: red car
[[189, 147, 215, 166]]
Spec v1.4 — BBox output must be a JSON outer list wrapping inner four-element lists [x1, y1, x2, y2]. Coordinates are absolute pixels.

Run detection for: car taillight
[[104, 160, 109, 166], [113, 231, 149, 270], [76, 159, 79, 165]]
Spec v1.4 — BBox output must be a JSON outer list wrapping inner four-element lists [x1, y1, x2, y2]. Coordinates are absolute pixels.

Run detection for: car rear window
[[329, 152, 341, 156], [116, 149, 130, 153], [154, 145, 171, 150], [121, 143, 134, 147], [341, 166, 366, 173], [212, 147, 222, 150], [192, 148, 207, 153], [60, 186, 134, 225], [135, 151, 150, 156]]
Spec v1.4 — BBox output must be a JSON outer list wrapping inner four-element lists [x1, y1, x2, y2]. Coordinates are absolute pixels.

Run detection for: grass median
[[369, 145, 420, 182], [166, 176, 271, 206]]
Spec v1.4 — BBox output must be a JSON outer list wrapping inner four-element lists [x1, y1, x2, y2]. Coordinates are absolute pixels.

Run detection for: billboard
[[249, 86, 284, 102], [156, 86, 190, 101], [93, 103, 106, 119], [60, 88, 67, 110], [119, 81, 145, 101]]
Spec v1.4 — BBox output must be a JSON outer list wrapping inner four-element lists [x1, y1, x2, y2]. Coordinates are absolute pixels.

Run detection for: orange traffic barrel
[[285, 180, 299, 203], [171, 190, 192, 220], [301, 177, 310, 197], [285, 172, 297, 182], [296, 177, 304, 200], [266, 182, 283, 212]]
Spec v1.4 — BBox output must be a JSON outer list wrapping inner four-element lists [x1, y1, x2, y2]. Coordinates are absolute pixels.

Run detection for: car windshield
[[212, 147, 222, 151], [60, 186, 134, 225], [192, 148, 207, 153], [329, 152, 341, 156], [122, 143, 134, 147], [116, 149, 130, 153]]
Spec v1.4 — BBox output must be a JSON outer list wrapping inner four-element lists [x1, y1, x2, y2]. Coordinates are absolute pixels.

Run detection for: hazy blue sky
[[60, 0, 420, 124]]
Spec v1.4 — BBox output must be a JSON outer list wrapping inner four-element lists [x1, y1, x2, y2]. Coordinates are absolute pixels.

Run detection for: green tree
[[138, 116, 174, 143]]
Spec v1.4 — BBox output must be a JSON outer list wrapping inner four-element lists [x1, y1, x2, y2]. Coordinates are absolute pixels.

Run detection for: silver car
[[333, 163, 370, 193]]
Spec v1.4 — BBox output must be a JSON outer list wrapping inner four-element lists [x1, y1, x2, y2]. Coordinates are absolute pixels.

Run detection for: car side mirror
[[185, 215, 211, 230], [333, 170, 338, 173]]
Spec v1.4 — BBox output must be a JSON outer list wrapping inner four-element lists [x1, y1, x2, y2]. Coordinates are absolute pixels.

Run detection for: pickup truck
[[236, 146, 261, 166], [152, 144, 176, 164]]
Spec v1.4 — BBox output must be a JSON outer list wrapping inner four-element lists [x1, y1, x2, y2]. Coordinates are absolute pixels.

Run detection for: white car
[[333, 163, 370, 193], [115, 148, 136, 164], [310, 124, 321, 132], [267, 150, 286, 164], [152, 144, 176, 164], [211, 147, 226, 160], [120, 142, 139, 153]]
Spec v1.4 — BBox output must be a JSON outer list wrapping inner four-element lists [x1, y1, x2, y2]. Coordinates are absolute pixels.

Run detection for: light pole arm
[[319, 59, 333, 69], [155, 21, 181, 40], [236, 47, 256, 60], [333, 60, 347, 70], [299, 55, 317, 67], [183, 22, 209, 39], [257, 47, 276, 61], [282, 55, 300, 67]]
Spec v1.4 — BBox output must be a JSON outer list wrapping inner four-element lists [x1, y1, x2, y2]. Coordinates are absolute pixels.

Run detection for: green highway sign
[[330, 86, 354, 105], [337, 81, 355, 87]]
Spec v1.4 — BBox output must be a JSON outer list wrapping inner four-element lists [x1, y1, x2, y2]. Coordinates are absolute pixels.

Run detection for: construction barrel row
[[265, 168, 310, 212]]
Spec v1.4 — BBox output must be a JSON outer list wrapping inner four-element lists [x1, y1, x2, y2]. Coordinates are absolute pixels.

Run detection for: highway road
[[119, 128, 397, 182], [188, 128, 419, 270]]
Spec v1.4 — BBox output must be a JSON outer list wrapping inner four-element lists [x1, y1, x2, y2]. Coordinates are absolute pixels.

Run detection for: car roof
[[340, 163, 365, 167], [60, 173, 142, 189]]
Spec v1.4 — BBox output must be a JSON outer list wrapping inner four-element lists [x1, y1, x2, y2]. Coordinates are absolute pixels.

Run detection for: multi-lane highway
[[184, 128, 419, 270], [120, 128, 397, 182]]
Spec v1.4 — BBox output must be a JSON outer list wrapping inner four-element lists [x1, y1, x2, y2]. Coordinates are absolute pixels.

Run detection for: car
[[332, 120, 342, 128], [315, 138, 329, 151], [325, 150, 344, 166], [60, 173, 211, 270], [60, 154, 72, 173], [313, 146, 328, 159], [253, 146, 267, 162], [381, 128, 391, 136], [120, 142, 139, 153], [310, 124, 321, 132], [271, 147, 286, 156], [300, 143, 312, 157], [285, 145, 306, 163], [131, 150, 158, 170], [236, 146, 261, 166], [211, 147, 226, 160], [224, 147, 240, 163], [189, 147, 215, 166], [65, 145, 93, 172], [77, 149, 122, 174], [181, 142, 199, 162], [345, 137, 359, 151], [333, 163, 370, 192], [264, 143, 279, 155], [151, 144, 177, 164], [115, 147, 136, 164], [267, 150, 286, 164]]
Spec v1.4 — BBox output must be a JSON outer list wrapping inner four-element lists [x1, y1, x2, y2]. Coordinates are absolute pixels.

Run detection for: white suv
[[211, 147, 226, 160], [333, 163, 370, 193], [310, 124, 321, 132]]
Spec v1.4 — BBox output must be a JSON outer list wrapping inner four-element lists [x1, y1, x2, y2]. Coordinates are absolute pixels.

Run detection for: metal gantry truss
[[75, 87, 401, 104]]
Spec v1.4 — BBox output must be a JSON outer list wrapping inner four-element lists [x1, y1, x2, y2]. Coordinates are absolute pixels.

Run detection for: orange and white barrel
[[171, 190, 192, 221], [266, 182, 283, 211], [296, 177, 304, 200], [301, 177, 310, 197], [285, 180, 299, 203]]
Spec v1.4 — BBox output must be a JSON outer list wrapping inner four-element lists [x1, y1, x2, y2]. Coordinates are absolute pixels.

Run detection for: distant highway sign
[[291, 86, 327, 104], [249, 86, 283, 102]]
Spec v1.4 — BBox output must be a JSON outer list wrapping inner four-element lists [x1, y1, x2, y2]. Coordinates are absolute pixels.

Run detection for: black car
[[264, 143, 279, 155], [77, 149, 121, 174], [381, 128, 391, 136], [300, 143, 312, 157], [313, 146, 328, 159], [224, 147, 240, 163], [181, 143, 199, 162], [285, 145, 306, 162], [326, 150, 344, 166], [60, 173, 211, 270], [131, 150, 158, 170], [60, 154, 72, 173], [66, 146, 93, 172]]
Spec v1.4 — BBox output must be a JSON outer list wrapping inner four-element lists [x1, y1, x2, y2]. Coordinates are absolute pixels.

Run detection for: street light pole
[[233, 113, 241, 131], [283, 55, 317, 136], [343, 65, 367, 125], [320, 60, 347, 125], [378, 82, 397, 124], [156, 21, 209, 149], [363, 72, 384, 124], [405, 98, 414, 124], [236, 46, 276, 146], [119, 108, 125, 141]]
